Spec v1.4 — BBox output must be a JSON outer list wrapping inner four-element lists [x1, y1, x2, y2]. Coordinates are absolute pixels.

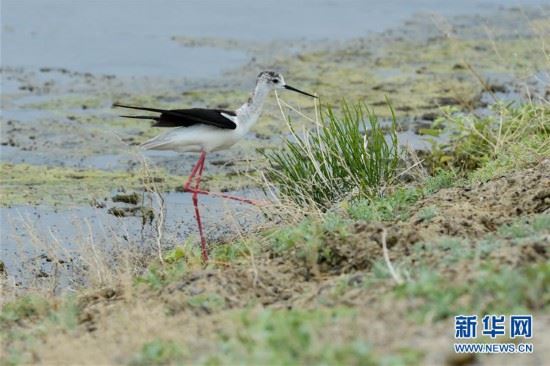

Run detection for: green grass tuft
[[265, 101, 400, 208]]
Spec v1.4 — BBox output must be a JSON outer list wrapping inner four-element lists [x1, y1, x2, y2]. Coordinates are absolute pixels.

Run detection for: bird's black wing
[[156, 108, 237, 129], [114, 104, 237, 130]]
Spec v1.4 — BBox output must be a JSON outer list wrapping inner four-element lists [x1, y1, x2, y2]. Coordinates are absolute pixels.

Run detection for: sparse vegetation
[[210, 308, 381, 366], [426, 102, 550, 177], [396, 215, 550, 320]]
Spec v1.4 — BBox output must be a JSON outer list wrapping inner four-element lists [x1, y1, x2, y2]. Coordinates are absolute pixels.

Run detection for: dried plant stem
[[381, 228, 403, 285], [138, 154, 166, 265]]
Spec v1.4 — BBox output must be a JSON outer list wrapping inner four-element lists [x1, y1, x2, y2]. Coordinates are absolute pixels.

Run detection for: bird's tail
[[140, 134, 172, 150], [120, 115, 159, 120], [113, 103, 166, 114]]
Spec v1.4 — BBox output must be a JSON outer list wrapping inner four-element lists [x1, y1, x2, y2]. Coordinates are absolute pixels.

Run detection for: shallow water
[[2, 0, 548, 77], [1, 190, 265, 286]]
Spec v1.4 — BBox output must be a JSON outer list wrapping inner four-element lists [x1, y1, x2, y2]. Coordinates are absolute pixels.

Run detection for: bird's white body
[[142, 122, 244, 152], [141, 76, 272, 153]]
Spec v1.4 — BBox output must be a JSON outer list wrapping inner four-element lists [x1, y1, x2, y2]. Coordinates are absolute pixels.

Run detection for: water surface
[[3, 0, 547, 77]]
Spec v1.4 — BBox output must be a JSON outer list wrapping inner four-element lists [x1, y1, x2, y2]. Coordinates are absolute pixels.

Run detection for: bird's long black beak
[[284, 85, 317, 98]]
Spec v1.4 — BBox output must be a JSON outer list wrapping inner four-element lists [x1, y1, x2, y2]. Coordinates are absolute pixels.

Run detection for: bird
[[114, 71, 317, 261]]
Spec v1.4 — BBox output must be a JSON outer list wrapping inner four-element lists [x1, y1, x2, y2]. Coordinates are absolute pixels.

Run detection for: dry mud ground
[[4, 159, 548, 365]]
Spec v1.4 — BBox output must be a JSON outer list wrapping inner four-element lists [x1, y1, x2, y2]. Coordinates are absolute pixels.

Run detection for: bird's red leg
[[184, 151, 206, 192], [191, 151, 208, 262], [184, 152, 264, 205], [193, 189, 262, 205]]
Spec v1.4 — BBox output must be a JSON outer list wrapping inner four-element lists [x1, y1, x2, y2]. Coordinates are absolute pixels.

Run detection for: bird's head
[[256, 71, 316, 98]]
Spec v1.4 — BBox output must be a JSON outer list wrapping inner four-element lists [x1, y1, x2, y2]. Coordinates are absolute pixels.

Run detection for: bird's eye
[[273, 79, 279, 83]]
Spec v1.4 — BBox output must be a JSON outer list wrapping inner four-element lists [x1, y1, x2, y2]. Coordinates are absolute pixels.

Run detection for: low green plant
[[533, 214, 550, 232], [423, 169, 458, 194], [395, 269, 464, 320], [417, 206, 438, 222], [267, 219, 324, 254], [187, 293, 226, 312], [130, 339, 183, 366], [395, 261, 549, 321], [163, 246, 186, 264], [419, 237, 473, 266], [210, 239, 253, 262], [47, 296, 80, 331], [212, 308, 379, 366], [209, 307, 426, 365], [497, 214, 550, 239], [348, 187, 421, 222], [265, 101, 400, 208], [135, 261, 186, 290], [266, 213, 352, 258], [0, 295, 51, 325]]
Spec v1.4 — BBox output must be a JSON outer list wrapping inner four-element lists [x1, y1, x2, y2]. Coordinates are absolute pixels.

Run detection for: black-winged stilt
[[114, 71, 317, 261]]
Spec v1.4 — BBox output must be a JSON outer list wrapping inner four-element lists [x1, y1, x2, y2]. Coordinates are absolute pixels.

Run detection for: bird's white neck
[[236, 82, 270, 131]]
